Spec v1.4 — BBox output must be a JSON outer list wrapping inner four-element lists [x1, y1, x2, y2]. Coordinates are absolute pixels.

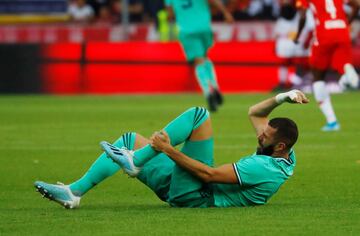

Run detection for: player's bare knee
[[133, 133, 150, 150], [194, 58, 205, 66], [190, 112, 212, 141], [188, 106, 210, 127]]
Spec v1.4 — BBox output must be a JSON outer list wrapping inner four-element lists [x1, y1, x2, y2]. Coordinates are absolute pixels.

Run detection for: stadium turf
[[0, 93, 359, 235]]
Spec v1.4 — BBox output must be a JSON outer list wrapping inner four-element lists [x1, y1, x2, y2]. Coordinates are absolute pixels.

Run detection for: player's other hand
[[275, 89, 310, 104], [224, 12, 234, 23], [150, 130, 171, 152]]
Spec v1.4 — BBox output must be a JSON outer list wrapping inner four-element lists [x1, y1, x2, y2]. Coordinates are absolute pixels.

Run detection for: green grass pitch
[[0, 93, 359, 235]]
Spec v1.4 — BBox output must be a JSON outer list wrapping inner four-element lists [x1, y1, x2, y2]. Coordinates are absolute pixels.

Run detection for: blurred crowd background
[[0, 0, 359, 95], [3, 0, 359, 25], [67, 0, 283, 24]]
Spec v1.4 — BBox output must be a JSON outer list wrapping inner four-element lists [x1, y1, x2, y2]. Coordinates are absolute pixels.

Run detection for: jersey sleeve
[[233, 157, 268, 187], [295, 0, 309, 9]]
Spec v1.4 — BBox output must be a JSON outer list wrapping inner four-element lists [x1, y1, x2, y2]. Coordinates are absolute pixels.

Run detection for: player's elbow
[[248, 105, 256, 117], [203, 168, 225, 183], [201, 169, 217, 183]]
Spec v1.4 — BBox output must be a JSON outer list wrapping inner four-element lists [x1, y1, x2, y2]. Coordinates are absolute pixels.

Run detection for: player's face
[[256, 124, 278, 156]]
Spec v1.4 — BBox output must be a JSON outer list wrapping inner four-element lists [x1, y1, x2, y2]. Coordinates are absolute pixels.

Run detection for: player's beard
[[256, 144, 275, 156], [256, 139, 275, 156]]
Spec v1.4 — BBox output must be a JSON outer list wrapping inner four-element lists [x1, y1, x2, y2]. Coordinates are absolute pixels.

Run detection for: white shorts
[[276, 38, 310, 58]]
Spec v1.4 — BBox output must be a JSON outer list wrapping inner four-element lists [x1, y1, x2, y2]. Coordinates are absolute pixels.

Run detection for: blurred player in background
[[294, 0, 359, 131], [34, 90, 308, 209], [274, 0, 314, 91], [166, 0, 234, 112], [68, 0, 95, 23]]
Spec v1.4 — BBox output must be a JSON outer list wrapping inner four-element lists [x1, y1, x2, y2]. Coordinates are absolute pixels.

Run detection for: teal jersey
[[165, 0, 212, 34], [213, 150, 296, 207]]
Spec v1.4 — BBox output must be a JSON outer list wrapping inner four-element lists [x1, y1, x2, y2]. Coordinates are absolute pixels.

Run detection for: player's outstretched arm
[[294, 8, 307, 44], [248, 90, 309, 136], [150, 131, 238, 184], [208, 0, 234, 23]]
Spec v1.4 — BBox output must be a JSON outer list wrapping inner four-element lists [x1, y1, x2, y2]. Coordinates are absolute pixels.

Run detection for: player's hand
[[224, 12, 234, 23], [150, 130, 171, 152], [275, 89, 310, 104]]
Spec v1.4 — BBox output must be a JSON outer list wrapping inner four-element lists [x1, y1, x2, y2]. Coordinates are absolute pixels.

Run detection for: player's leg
[[135, 107, 211, 164], [179, 32, 217, 112], [136, 153, 174, 202], [276, 65, 290, 91], [167, 118, 215, 208], [202, 31, 224, 106], [290, 57, 309, 87], [101, 107, 211, 174], [69, 132, 150, 196], [193, 57, 209, 96], [274, 38, 296, 91], [310, 43, 339, 131], [194, 57, 217, 112], [34, 132, 148, 208], [312, 68, 339, 131], [135, 118, 214, 206], [204, 59, 219, 91], [205, 58, 224, 106], [340, 63, 359, 89], [179, 33, 210, 97], [334, 42, 359, 89]]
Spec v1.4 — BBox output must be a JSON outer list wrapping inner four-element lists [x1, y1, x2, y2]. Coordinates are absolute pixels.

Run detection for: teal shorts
[[179, 31, 214, 62], [137, 138, 215, 208]]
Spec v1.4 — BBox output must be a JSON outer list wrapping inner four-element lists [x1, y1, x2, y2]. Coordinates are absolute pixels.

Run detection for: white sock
[[278, 66, 288, 84], [313, 81, 337, 124], [289, 72, 302, 85]]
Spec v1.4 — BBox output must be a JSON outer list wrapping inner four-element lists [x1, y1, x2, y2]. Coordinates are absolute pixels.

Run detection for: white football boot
[[100, 141, 141, 177], [34, 181, 80, 209]]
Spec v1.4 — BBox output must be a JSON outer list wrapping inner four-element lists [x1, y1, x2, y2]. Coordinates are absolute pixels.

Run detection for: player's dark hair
[[269, 117, 298, 150]]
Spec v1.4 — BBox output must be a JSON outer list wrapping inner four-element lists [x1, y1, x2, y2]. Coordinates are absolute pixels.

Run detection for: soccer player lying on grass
[[35, 90, 309, 209]]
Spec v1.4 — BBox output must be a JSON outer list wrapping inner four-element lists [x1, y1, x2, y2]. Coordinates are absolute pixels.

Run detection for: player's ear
[[274, 142, 287, 152]]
